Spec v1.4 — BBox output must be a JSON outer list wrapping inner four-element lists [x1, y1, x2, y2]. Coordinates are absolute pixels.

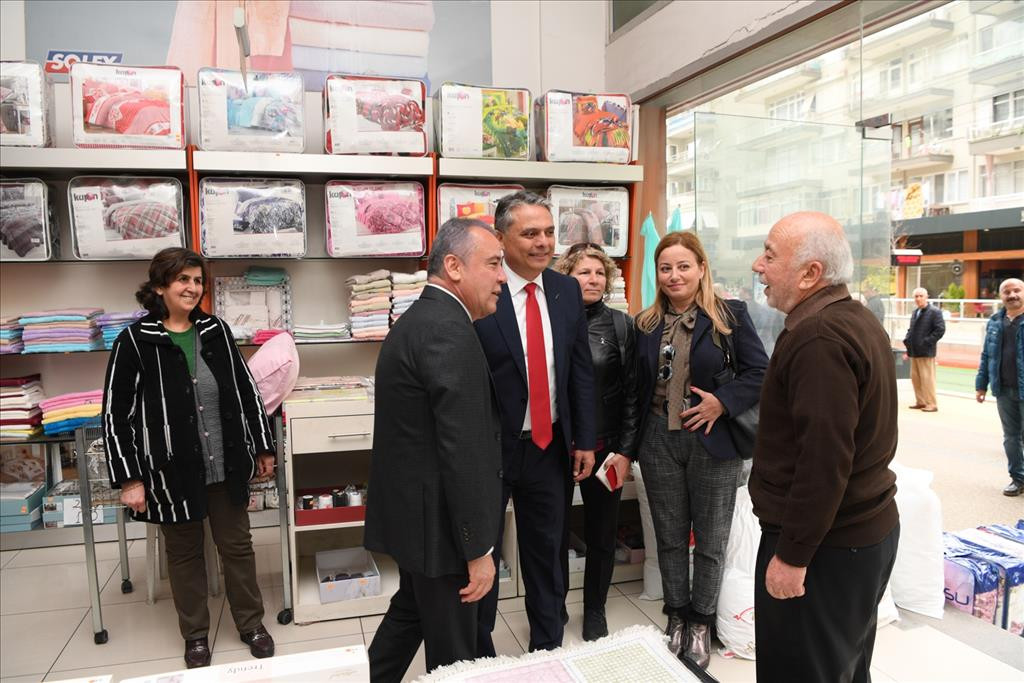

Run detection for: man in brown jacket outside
[[749, 211, 900, 682]]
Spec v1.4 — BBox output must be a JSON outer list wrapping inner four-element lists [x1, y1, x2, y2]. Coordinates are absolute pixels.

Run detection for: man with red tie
[[475, 191, 597, 654]]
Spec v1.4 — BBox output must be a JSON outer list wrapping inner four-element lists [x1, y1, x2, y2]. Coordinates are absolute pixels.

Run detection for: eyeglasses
[[658, 344, 676, 381], [566, 241, 604, 255]]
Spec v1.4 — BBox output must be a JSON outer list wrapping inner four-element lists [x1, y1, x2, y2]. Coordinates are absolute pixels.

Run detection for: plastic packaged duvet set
[[68, 177, 185, 259], [325, 181, 425, 257], [324, 75, 426, 155], [198, 69, 305, 152], [200, 178, 307, 258], [0, 179, 55, 260]]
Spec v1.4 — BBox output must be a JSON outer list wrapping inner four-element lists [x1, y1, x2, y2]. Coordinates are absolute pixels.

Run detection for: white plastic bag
[[631, 461, 662, 601], [717, 486, 758, 659], [890, 462, 945, 619]]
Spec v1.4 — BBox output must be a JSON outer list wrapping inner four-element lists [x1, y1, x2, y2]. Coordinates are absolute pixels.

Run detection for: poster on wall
[[25, 1, 492, 91]]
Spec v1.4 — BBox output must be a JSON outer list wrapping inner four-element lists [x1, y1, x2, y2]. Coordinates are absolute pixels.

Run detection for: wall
[[606, 0, 833, 99], [0, 0, 25, 60], [490, 0, 606, 95]]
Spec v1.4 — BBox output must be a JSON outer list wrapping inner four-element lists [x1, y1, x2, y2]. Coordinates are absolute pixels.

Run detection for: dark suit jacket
[[903, 304, 945, 358], [474, 269, 597, 454], [621, 300, 768, 460], [364, 287, 502, 577]]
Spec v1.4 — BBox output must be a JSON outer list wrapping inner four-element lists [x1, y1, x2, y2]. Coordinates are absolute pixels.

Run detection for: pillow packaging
[[1, 179, 56, 261], [324, 75, 426, 155], [325, 181, 425, 258], [70, 63, 185, 149], [68, 176, 184, 260], [436, 83, 532, 160], [0, 61, 53, 147], [200, 178, 307, 258], [547, 185, 630, 257], [437, 183, 524, 227], [214, 275, 293, 343], [536, 90, 632, 163], [198, 68, 305, 153]]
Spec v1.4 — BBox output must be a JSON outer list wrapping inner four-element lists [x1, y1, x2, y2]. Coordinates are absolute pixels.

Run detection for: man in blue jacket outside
[[976, 278, 1024, 497]]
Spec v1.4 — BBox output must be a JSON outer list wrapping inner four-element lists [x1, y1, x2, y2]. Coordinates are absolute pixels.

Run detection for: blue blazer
[[622, 300, 768, 460], [475, 269, 597, 454]]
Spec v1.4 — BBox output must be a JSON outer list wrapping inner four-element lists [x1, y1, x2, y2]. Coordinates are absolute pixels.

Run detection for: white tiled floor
[[1, 539, 1021, 683]]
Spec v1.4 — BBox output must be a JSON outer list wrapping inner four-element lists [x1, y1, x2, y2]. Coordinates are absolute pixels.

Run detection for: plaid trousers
[[637, 412, 742, 619]]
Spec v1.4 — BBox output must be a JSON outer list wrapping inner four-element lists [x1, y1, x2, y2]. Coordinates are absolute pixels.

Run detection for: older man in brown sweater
[[749, 211, 899, 683]]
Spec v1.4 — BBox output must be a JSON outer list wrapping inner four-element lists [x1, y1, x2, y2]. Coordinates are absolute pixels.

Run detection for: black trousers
[[477, 433, 569, 654], [754, 524, 900, 683], [368, 567, 478, 682], [559, 448, 624, 611]]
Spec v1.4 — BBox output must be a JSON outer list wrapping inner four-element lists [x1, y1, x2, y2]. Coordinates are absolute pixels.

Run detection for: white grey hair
[[427, 217, 495, 277], [794, 229, 854, 285], [912, 287, 929, 297]]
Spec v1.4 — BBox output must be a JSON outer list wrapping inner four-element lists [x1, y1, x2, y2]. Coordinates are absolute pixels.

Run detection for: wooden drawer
[[290, 414, 373, 454]]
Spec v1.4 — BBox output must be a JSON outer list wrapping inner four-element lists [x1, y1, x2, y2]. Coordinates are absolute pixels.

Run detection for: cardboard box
[[121, 645, 368, 682], [0, 506, 42, 532], [42, 494, 117, 528], [315, 548, 381, 604], [0, 482, 45, 516]]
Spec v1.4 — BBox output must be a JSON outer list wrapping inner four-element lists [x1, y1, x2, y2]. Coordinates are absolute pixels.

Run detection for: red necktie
[[524, 283, 552, 450]]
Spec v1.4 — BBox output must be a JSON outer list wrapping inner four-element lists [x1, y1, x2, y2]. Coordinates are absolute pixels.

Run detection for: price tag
[[63, 496, 105, 526]]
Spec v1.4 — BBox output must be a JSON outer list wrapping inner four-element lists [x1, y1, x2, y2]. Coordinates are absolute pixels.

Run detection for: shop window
[[978, 227, 1024, 251]]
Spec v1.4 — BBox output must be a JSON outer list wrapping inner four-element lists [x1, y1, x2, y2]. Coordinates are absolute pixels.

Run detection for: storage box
[[42, 493, 117, 528], [294, 486, 366, 526], [952, 529, 1024, 635], [536, 90, 632, 164], [0, 481, 46, 516], [0, 506, 42, 532], [315, 547, 382, 604], [617, 540, 645, 565]]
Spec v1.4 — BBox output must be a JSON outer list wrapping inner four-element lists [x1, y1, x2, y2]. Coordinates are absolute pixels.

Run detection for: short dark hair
[[494, 190, 550, 233], [136, 247, 210, 319], [427, 218, 494, 277]]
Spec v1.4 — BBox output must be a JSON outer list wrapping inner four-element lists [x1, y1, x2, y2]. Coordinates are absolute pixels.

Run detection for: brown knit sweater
[[749, 284, 899, 567]]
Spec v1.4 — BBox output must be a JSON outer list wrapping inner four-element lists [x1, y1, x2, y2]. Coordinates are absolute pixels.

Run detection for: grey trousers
[[637, 413, 742, 620]]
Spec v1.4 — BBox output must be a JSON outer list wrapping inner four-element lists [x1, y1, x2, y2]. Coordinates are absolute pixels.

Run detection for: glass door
[[690, 112, 893, 353]]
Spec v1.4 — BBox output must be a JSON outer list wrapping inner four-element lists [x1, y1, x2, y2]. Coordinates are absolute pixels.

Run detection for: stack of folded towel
[[244, 266, 288, 286], [96, 310, 147, 349], [39, 390, 103, 436], [0, 374, 46, 439], [0, 316, 24, 354], [292, 322, 351, 343], [608, 277, 628, 313], [347, 269, 391, 341], [390, 270, 427, 324], [252, 329, 290, 345], [19, 308, 103, 353]]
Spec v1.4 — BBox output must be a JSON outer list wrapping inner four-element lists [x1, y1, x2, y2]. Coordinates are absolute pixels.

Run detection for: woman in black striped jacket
[[102, 247, 276, 669]]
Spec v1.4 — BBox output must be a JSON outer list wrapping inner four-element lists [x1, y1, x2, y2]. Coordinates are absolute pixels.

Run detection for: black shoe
[[582, 607, 608, 641], [680, 623, 711, 669], [665, 613, 685, 656], [184, 637, 211, 669], [1003, 480, 1024, 497], [240, 624, 275, 659]]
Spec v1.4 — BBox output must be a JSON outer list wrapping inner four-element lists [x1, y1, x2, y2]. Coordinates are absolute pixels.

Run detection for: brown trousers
[[910, 357, 938, 409], [161, 482, 264, 640]]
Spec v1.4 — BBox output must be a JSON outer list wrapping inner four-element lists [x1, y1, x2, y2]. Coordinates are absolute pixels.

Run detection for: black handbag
[[710, 328, 759, 459]]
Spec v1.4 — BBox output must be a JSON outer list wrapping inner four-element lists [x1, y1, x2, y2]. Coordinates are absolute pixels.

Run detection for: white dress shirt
[[504, 265, 558, 430]]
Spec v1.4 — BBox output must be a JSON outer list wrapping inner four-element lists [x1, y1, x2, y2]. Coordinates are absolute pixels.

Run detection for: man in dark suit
[[903, 287, 946, 412], [365, 218, 507, 681], [475, 191, 597, 654]]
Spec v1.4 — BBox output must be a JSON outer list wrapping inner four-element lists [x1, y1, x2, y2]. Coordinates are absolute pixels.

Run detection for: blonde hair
[[636, 231, 734, 335], [552, 243, 620, 297]]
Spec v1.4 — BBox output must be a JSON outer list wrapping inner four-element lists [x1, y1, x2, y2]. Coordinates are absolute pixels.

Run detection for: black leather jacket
[[585, 301, 640, 456]]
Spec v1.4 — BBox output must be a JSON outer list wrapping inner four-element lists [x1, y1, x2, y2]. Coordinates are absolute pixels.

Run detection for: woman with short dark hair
[[102, 247, 276, 669]]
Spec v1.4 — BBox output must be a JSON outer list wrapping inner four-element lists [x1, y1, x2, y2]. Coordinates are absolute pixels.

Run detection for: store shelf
[[192, 151, 433, 178], [0, 337, 384, 357], [293, 519, 365, 532], [438, 158, 644, 184], [0, 147, 187, 172], [294, 552, 398, 623], [567, 562, 644, 590]]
